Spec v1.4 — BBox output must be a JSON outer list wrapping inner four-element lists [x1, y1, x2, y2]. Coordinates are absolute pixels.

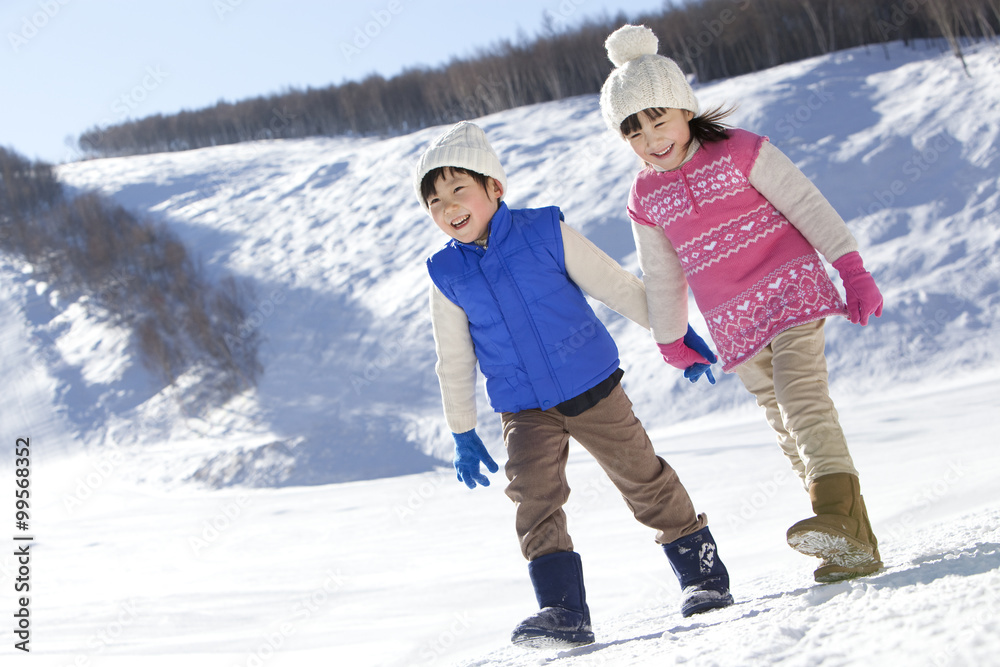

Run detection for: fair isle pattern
[[638, 181, 691, 228], [637, 154, 749, 229], [675, 202, 786, 276], [705, 254, 846, 370], [687, 154, 749, 207]]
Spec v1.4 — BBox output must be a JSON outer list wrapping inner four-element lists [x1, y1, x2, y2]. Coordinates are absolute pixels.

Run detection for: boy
[[415, 121, 733, 649]]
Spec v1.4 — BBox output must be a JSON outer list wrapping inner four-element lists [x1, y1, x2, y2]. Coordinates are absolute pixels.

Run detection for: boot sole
[[787, 528, 882, 582], [682, 589, 735, 617], [787, 527, 873, 564], [511, 633, 595, 650]]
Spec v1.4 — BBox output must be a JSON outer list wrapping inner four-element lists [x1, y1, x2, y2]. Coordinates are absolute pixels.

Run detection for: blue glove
[[684, 363, 716, 385], [452, 429, 499, 489], [682, 325, 717, 385]]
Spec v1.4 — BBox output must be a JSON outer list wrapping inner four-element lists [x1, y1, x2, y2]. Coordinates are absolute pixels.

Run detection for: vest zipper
[[494, 236, 562, 409]]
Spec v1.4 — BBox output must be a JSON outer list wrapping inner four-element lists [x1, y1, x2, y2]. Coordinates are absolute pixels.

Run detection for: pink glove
[[657, 338, 712, 371], [832, 251, 883, 325]]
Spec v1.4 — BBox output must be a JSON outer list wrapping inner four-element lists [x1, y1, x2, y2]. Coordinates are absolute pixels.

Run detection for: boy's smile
[[627, 108, 695, 171], [427, 169, 503, 244], [450, 213, 471, 231]]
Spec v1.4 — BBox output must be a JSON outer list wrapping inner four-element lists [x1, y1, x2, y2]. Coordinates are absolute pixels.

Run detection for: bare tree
[[2, 146, 262, 412]]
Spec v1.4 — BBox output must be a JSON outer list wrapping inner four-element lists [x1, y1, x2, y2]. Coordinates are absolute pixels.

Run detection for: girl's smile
[[651, 145, 674, 159]]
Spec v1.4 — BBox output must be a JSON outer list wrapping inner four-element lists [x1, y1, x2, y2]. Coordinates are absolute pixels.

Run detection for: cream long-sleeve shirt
[[430, 220, 649, 433], [632, 139, 859, 346]]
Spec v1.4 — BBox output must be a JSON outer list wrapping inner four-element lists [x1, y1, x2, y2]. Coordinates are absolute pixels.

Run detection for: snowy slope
[[4, 375, 999, 666], [0, 40, 998, 666]]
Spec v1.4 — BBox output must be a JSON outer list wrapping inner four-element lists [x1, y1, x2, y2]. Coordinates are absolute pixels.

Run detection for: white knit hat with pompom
[[599, 24, 699, 134]]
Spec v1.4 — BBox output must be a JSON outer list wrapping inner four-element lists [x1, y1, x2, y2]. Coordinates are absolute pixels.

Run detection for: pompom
[[605, 24, 658, 67]]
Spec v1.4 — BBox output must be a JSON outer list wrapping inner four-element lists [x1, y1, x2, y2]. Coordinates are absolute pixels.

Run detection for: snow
[[1, 40, 998, 665]]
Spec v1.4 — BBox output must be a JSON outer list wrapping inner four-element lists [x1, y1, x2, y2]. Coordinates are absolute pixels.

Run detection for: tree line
[[77, 0, 998, 158], [1, 145, 261, 411]]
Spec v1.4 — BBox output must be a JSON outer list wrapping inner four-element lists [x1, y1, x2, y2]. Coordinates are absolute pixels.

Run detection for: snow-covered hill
[[1, 40, 998, 666], [6, 374, 1000, 666]]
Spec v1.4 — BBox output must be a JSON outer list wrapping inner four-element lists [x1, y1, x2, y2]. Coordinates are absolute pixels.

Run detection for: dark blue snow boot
[[511, 551, 595, 649], [663, 526, 734, 617]]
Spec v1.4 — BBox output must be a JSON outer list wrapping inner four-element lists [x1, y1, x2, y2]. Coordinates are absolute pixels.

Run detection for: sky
[[0, 0, 670, 165]]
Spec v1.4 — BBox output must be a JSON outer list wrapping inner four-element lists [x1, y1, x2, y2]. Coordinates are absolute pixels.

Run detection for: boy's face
[[426, 169, 503, 244], [626, 108, 695, 171]]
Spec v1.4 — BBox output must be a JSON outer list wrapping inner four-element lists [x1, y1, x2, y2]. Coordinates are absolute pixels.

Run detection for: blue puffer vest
[[427, 203, 620, 414]]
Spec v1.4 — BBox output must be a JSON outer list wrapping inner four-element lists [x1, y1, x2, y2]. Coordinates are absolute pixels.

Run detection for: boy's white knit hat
[[599, 24, 699, 134], [413, 121, 507, 211]]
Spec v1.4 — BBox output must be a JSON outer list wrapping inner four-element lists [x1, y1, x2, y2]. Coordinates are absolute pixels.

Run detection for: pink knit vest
[[628, 129, 846, 370]]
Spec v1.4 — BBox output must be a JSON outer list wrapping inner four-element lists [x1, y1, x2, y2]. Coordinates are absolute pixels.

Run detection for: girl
[[599, 25, 884, 583]]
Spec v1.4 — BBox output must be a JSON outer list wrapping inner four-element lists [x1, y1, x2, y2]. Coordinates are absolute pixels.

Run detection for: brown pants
[[501, 383, 706, 561], [734, 319, 858, 487]]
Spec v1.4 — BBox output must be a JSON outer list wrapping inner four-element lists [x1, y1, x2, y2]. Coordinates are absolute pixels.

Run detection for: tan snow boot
[[786, 473, 882, 583]]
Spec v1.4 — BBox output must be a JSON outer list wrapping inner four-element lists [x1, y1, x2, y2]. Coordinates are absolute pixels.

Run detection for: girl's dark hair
[[420, 166, 492, 205], [619, 104, 739, 148]]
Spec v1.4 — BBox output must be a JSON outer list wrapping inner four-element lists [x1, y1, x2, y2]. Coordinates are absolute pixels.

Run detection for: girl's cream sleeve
[[561, 220, 651, 330], [630, 221, 690, 344], [429, 282, 479, 433], [750, 140, 859, 262]]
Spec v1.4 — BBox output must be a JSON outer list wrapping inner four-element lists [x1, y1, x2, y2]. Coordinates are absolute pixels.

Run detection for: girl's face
[[625, 108, 695, 171], [427, 169, 503, 244]]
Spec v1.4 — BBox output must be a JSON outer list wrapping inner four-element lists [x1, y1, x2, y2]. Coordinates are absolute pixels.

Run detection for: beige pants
[[501, 383, 706, 561], [734, 319, 858, 487]]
